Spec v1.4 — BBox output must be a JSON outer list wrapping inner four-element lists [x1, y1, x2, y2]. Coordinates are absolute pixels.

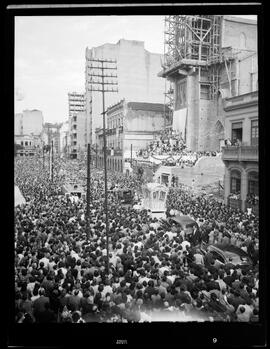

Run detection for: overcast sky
[[15, 15, 257, 124]]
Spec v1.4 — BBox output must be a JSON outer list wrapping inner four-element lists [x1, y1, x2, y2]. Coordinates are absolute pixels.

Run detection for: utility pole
[[86, 143, 91, 239], [130, 143, 133, 169], [87, 57, 118, 276], [51, 140, 54, 182], [96, 143, 98, 168], [49, 143, 51, 180], [42, 143, 45, 169]]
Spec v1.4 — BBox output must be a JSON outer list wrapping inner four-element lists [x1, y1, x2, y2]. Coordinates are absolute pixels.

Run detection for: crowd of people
[[14, 156, 259, 323], [136, 135, 219, 169], [246, 193, 259, 206]]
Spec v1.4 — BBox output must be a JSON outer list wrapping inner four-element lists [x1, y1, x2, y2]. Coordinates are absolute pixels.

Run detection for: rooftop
[[223, 15, 257, 25]]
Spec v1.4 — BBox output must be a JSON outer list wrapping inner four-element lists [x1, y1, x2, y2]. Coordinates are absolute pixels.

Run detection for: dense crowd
[[14, 157, 259, 323], [136, 133, 218, 168]]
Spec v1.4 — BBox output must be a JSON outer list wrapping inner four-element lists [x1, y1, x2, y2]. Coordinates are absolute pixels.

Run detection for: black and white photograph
[[7, 2, 266, 346]]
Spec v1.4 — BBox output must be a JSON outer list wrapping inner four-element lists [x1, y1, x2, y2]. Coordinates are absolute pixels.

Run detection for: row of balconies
[[222, 145, 258, 162]]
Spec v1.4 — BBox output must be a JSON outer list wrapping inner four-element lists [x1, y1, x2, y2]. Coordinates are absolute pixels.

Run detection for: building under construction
[[159, 15, 257, 151]]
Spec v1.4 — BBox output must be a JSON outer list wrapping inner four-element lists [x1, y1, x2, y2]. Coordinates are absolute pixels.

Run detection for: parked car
[[198, 243, 253, 269], [160, 214, 198, 232]]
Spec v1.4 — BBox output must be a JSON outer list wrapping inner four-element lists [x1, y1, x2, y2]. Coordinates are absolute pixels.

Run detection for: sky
[[15, 15, 257, 124]]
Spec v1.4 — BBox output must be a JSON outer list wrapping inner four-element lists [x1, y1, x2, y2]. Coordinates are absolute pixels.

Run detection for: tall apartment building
[[68, 92, 87, 159], [85, 39, 165, 144], [160, 15, 257, 152], [68, 112, 88, 159], [68, 92, 86, 116]]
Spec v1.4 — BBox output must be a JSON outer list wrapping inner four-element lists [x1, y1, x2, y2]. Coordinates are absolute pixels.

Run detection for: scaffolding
[[163, 15, 223, 101]]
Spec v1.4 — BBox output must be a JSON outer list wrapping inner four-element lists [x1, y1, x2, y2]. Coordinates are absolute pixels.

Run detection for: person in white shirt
[[39, 256, 50, 269], [180, 240, 191, 252], [193, 253, 204, 265]]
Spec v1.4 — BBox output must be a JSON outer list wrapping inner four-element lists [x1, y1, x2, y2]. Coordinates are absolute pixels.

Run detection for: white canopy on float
[[141, 182, 168, 218]]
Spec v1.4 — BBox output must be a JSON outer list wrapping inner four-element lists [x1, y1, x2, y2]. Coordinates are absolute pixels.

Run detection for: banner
[[172, 108, 187, 140]]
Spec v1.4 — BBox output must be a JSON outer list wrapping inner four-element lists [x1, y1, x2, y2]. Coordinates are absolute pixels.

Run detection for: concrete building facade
[[222, 90, 258, 213], [14, 109, 44, 157], [160, 15, 257, 152], [15, 109, 44, 136], [85, 39, 165, 144], [68, 112, 88, 159], [96, 100, 166, 174]]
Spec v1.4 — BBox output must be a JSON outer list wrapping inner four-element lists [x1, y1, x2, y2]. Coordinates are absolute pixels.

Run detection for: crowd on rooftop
[[14, 156, 259, 323]]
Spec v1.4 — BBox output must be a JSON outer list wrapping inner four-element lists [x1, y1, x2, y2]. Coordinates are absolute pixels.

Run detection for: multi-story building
[[85, 39, 165, 144], [68, 92, 86, 116], [14, 109, 44, 156], [68, 112, 88, 159], [160, 15, 257, 152], [15, 109, 44, 136], [68, 92, 88, 159], [222, 90, 258, 213], [96, 100, 167, 174], [43, 123, 62, 155], [15, 135, 42, 157]]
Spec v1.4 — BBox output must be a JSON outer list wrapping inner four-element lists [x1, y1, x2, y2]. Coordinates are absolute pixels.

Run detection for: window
[[251, 119, 258, 146], [159, 191, 166, 201], [25, 141, 28, 146], [73, 141, 77, 146], [161, 174, 169, 185], [231, 122, 243, 143], [73, 116, 77, 122], [73, 125, 77, 130], [211, 251, 225, 264], [230, 170, 241, 194], [21, 141, 23, 146], [200, 84, 210, 100], [248, 172, 258, 195]]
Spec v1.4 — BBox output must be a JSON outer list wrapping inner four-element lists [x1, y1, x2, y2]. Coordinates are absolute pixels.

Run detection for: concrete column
[[240, 169, 248, 211], [224, 165, 231, 205]]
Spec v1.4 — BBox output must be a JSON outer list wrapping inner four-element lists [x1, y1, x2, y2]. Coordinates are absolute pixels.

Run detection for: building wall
[[69, 111, 88, 158], [238, 54, 258, 95], [15, 110, 43, 136], [222, 92, 258, 211], [14, 113, 23, 135], [59, 121, 69, 154], [224, 97, 258, 145], [21, 110, 43, 135], [185, 73, 199, 151], [86, 39, 165, 143], [68, 92, 85, 116], [222, 16, 257, 52]]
